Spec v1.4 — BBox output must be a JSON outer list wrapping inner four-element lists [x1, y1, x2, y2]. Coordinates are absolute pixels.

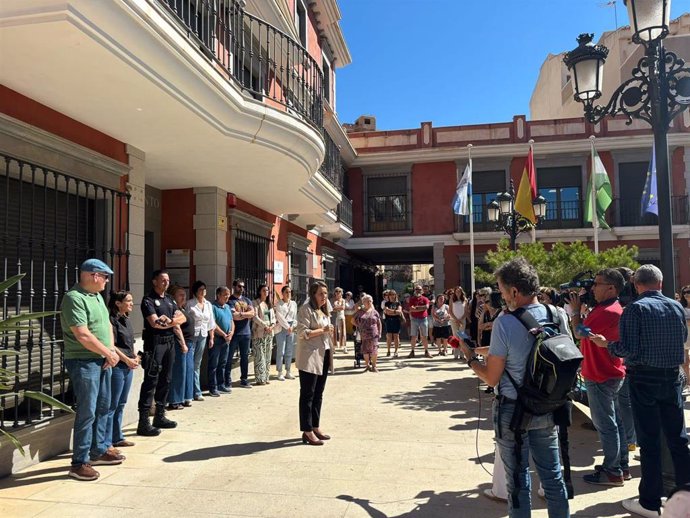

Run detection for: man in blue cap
[[61, 258, 124, 481]]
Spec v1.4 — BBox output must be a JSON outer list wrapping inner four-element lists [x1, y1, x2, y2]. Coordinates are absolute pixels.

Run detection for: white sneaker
[[278, 374, 285, 381], [622, 498, 662, 518], [285, 372, 295, 380]]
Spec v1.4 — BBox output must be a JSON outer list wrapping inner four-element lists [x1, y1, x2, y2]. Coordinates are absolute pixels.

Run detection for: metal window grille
[[1, 152, 130, 429], [365, 175, 410, 232], [232, 228, 274, 300]]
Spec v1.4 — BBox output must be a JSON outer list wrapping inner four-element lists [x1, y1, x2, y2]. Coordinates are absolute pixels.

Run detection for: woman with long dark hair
[[295, 281, 334, 446], [252, 284, 275, 385], [106, 290, 140, 449]]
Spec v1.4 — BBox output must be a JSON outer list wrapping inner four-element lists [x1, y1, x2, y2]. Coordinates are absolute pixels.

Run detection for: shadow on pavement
[[162, 438, 302, 462], [381, 376, 495, 432], [336, 490, 508, 518]]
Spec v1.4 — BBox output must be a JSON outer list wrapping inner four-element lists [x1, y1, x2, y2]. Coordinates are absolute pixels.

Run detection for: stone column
[[433, 242, 445, 293], [125, 144, 146, 333], [194, 187, 228, 294]]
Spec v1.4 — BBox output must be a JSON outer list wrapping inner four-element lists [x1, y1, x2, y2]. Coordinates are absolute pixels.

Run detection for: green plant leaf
[[0, 311, 59, 329], [0, 274, 25, 295], [0, 350, 19, 357], [23, 391, 74, 413], [0, 426, 25, 456]]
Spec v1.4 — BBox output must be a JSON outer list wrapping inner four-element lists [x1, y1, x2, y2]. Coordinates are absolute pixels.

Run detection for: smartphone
[[576, 324, 593, 336]]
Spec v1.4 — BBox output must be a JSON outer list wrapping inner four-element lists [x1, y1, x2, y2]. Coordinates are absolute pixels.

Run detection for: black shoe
[[136, 411, 161, 437], [153, 408, 177, 429]]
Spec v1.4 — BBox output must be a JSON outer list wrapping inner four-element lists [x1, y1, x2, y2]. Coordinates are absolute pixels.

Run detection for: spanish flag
[[515, 147, 537, 224]]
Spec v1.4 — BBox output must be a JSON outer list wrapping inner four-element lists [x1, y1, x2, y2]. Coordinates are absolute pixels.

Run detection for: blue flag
[[641, 148, 658, 216], [452, 162, 472, 216]]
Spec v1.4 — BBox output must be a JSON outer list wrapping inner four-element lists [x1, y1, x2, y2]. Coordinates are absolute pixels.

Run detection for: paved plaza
[[1, 342, 688, 518]]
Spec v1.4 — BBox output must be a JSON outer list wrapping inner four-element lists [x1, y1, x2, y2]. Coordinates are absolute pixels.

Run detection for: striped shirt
[[608, 291, 688, 368]]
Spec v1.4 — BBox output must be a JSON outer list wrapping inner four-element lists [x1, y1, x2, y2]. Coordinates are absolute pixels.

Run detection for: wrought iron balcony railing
[[613, 195, 688, 227], [453, 196, 689, 232], [158, 0, 323, 129], [336, 197, 352, 230], [319, 132, 343, 190]]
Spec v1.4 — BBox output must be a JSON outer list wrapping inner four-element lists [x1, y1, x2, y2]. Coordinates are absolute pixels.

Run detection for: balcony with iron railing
[[336, 196, 353, 230], [158, 0, 323, 129], [454, 196, 689, 233], [319, 131, 343, 190]]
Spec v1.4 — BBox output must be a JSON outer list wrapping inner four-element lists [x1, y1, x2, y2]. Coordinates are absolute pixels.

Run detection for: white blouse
[[185, 298, 216, 336], [274, 299, 298, 333]]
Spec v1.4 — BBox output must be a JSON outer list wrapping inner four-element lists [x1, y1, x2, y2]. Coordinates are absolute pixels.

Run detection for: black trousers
[[138, 335, 175, 412], [299, 350, 331, 431]]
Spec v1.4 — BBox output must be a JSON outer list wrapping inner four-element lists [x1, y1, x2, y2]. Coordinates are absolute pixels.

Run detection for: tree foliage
[[474, 239, 640, 288]]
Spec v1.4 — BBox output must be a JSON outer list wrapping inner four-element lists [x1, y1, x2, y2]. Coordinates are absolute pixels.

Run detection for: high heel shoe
[[302, 432, 324, 446], [313, 431, 331, 441]]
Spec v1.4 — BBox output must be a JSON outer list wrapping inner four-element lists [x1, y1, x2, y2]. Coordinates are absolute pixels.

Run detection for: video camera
[[559, 271, 595, 307]]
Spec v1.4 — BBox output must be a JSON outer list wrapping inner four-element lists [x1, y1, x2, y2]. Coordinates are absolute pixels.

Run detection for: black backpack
[[503, 304, 583, 507], [506, 304, 583, 416]]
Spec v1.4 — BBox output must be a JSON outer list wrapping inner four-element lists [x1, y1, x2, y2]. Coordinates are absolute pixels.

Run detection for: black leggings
[[298, 350, 331, 431]]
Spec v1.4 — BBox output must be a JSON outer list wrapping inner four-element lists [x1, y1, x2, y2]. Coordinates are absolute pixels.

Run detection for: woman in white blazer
[[295, 281, 334, 446]]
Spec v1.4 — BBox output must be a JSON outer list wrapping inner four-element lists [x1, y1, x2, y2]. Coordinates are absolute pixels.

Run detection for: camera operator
[[569, 268, 629, 487]]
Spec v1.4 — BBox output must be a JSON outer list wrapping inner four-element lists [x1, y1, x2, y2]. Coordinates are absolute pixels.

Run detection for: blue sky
[[335, 0, 687, 130]]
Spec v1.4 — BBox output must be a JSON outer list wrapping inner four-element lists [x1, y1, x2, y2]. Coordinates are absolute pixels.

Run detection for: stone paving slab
[[1, 341, 689, 518]]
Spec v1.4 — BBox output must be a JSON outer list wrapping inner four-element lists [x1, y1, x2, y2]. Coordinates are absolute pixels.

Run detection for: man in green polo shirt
[[61, 258, 122, 481]]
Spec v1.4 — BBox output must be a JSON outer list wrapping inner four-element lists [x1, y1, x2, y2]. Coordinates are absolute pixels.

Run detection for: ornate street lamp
[[563, 0, 690, 296], [487, 179, 547, 251]]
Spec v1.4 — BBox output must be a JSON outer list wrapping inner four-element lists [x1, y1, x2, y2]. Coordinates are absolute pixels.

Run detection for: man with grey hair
[[591, 264, 690, 518], [459, 257, 569, 517]]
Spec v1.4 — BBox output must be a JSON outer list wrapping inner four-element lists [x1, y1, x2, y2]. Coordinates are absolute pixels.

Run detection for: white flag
[[452, 162, 472, 215]]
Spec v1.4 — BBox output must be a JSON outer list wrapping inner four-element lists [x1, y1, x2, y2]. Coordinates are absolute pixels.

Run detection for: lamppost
[[563, 0, 690, 297], [486, 179, 547, 251]]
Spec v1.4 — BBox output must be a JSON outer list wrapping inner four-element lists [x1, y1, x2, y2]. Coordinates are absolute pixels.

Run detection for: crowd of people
[[60, 257, 690, 518], [458, 259, 690, 518]]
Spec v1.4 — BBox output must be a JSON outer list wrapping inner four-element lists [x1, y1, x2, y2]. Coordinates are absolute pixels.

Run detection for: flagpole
[[468, 143, 475, 294], [529, 139, 537, 244], [589, 135, 600, 254]]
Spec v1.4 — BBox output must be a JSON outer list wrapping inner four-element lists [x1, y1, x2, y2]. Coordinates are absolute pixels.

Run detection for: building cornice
[[309, 0, 351, 67], [351, 133, 690, 167]]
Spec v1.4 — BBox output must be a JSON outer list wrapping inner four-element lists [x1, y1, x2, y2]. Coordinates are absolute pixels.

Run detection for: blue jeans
[[585, 378, 628, 475], [106, 362, 133, 446], [65, 358, 112, 465], [169, 338, 195, 404], [494, 400, 570, 518], [617, 376, 637, 446], [207, 340, 229, 391], [275, 329, 295, 373], [191, 335, 208, 398], [228, 334, 251, 384], [629, 366, 690, 512]]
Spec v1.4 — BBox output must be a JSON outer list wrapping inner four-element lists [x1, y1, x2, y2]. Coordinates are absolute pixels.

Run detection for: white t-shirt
[[452, 300, 465, 320]]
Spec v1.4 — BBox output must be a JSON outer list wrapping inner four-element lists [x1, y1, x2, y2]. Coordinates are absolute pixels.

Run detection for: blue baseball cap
[[80, 258, 114, 275]]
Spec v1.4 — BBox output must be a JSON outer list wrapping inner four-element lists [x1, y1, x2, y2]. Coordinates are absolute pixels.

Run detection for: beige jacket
[[295, 302, 334, 375], [251, 299, 275, 339]]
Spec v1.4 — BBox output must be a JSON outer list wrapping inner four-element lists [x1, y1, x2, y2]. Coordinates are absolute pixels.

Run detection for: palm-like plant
[[1, 273, 74, 455]]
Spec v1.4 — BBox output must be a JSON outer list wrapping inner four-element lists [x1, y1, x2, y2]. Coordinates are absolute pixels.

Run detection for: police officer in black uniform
[[137, 269, 186, 436]]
